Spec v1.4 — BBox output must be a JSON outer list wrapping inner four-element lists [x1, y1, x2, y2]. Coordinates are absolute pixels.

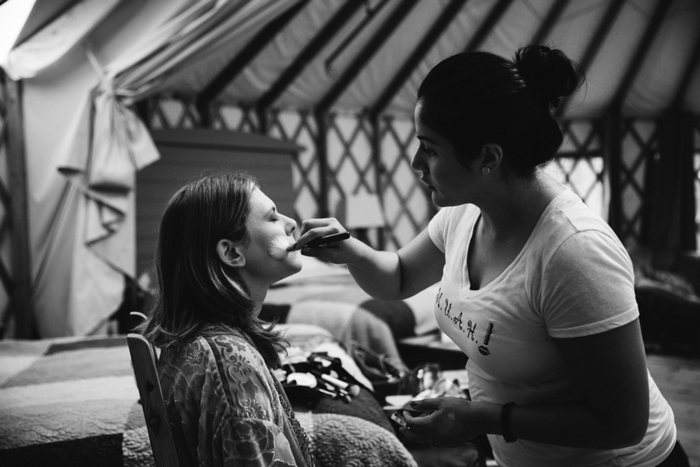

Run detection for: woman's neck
[[241, 273, 269, 316], [478, 171, 563, 243]]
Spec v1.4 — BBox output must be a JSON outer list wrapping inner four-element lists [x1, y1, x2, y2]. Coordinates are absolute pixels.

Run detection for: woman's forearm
[[407, 396, 647, 450], [345, 238, 405, 300], [498, 399, 647, 449], [346, 228, 444, 300]]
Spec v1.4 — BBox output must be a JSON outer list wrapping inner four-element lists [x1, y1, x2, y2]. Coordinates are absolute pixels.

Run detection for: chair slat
[[127, 333, 181, 467]]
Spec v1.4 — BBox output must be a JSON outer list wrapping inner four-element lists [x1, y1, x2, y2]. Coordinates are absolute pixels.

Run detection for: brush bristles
[[268, 236, 291, 261]]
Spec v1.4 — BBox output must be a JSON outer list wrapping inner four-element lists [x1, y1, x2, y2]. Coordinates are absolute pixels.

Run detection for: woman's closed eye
[[420, 144, 437, 156], [268, 207, 281, 222]]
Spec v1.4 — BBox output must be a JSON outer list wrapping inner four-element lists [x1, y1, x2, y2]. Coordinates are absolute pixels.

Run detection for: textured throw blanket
[[0, 332, 415, 467], [0, 337, 151, 466], [296, 412, 416, 467]]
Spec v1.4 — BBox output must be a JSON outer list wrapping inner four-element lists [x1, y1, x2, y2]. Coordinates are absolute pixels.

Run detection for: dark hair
[[139, 171, 286, 367], [417, 45, 584, 175]]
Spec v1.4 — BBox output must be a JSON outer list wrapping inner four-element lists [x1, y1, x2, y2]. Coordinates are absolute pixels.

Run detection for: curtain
[[640, 110, 697, 267], [3, 0, 301, 336]]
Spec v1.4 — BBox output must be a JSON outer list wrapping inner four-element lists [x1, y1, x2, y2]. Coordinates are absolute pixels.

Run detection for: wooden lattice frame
[[618, 118, 658, 247], [265, 108, 321, 222], [377, 114, 433, 250], [145, 96, 681, 251], [555, 119, 606, 210]]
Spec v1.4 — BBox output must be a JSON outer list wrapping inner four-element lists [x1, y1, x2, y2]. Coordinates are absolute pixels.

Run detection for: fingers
[[398, 411, 439, 444], [398, 427, 428, 444], [298, 218, 340, 235], [291, 218, 345, 250], [408, 398, 442, 412], [403, 410, 434, 428]]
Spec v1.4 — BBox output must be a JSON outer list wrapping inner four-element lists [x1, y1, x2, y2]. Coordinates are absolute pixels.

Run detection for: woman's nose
[[284, 216, 297, 235], [410, 149, 423, 171]]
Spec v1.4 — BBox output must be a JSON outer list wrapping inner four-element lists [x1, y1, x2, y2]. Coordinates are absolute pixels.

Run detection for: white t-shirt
[[428, 189, 676, 467]]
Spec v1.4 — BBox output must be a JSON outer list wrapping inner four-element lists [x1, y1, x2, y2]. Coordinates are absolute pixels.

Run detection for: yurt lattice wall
[[147, 96, 644, 250], [550, 120, 606, 217], [618, 118, 657, 248], [146, 96, 435, 251]]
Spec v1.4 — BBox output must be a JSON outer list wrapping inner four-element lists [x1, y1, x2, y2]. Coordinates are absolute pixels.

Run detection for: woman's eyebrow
[[417, 135, 439, 145]]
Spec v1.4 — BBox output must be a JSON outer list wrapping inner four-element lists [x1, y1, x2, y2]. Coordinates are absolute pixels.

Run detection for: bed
[[0, 323, 419, 467]]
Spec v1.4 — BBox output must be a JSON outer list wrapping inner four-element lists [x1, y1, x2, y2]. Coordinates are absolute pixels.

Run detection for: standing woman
[[138, 172, 315, 467], [293, 46, 687, 466]]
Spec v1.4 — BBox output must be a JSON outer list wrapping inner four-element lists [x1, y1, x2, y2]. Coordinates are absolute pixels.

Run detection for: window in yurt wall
[[548, 120, 606, 220]]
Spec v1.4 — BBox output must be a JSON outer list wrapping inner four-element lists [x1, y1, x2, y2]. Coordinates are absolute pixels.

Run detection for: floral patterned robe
[[158, 331, 315, 467]]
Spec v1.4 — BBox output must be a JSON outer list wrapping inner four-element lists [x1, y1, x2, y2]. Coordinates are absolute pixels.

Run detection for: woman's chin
[[281, 253, 303, 276], [431, 191, 446, 207]]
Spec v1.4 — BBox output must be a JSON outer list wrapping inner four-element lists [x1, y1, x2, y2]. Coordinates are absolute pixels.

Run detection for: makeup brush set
[[279, 352, 369, 406]]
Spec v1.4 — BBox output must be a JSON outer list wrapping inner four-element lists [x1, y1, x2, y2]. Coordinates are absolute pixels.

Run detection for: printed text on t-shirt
[[436, 287, 494, 356]]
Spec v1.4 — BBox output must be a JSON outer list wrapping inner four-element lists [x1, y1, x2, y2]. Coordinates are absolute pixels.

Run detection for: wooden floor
[[646, 352, 700, 467]]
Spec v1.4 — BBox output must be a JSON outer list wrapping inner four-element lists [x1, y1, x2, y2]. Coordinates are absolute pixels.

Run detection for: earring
[[481, 167, 491, 175]]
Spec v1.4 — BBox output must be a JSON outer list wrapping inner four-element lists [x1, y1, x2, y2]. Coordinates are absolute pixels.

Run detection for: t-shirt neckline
[[463, 189, 574, 293]]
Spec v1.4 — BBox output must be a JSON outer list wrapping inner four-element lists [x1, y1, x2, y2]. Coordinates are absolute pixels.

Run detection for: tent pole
[[370, 113, 384, 250], [5, 77, 34, 339], [314, 111, 329, 218], [603, 111, 623, 240]]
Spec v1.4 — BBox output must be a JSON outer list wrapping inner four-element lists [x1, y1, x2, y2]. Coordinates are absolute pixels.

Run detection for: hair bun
[[514, 45, 584, 109]]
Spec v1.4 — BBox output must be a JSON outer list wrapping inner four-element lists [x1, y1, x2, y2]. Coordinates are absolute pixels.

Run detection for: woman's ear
[[216, 239, 246, 268], [480, 144, 503, 171]]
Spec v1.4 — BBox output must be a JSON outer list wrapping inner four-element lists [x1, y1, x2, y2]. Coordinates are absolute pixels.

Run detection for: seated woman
[[137, 172, 416, 467]]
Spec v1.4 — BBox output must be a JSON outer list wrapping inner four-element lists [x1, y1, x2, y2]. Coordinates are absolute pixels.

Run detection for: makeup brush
[[287, 232, 350, 251], [268, 236, 294, 261]]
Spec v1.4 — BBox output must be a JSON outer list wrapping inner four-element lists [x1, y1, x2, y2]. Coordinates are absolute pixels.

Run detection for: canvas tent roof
[[164, 0, 700, 119], [1, 0, 699, 338], [5, 0, 700, 118]]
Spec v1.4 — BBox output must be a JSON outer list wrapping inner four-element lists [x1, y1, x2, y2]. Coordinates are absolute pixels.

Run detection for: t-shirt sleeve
[[428, 208, 448, 252], [428, 207, 455, 253], [540, 230, 639, 338]]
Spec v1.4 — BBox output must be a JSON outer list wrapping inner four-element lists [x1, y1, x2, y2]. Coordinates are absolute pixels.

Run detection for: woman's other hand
[[399, 398, 499, 447]]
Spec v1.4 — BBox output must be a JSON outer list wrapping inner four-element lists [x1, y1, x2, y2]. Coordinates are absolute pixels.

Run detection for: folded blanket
[[0, 337, 144, 467], [296, 412, 416, 467]]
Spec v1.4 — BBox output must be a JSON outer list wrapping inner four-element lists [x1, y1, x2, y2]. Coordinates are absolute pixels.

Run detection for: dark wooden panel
[[136, 129, 300, 276]]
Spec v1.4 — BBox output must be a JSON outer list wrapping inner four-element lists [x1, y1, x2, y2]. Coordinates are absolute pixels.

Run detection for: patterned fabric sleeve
[[161, 333, 306, 467]]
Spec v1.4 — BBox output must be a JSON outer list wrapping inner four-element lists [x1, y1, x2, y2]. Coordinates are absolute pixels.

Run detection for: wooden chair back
[[127, 332, 181, 467]]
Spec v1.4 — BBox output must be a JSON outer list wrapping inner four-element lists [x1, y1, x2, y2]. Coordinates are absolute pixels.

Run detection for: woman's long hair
[[139, 171, 285, 367]]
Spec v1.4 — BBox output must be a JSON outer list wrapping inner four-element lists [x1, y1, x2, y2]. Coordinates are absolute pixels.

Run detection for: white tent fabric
[[3, 0, 300, 337], [158, 0, 700, 118], [2, 0, 121, 80]]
